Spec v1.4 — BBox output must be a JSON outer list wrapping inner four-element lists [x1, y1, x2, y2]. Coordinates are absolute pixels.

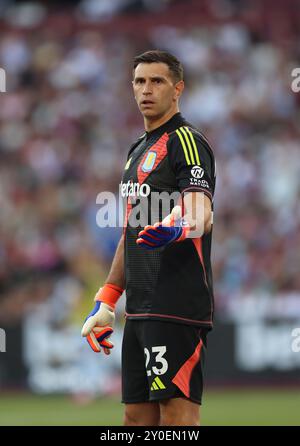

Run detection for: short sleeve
[[167, 126, 215, 201]]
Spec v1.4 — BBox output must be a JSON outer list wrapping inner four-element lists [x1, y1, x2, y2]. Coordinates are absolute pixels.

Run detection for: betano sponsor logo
[[120, 180, 150, 197]]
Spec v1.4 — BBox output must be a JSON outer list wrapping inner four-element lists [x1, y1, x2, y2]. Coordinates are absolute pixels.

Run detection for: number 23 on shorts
[[144, 346, 168, 377]]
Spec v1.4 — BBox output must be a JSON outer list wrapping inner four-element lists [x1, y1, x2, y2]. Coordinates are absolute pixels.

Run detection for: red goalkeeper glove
[[81, 284, 123, 355]]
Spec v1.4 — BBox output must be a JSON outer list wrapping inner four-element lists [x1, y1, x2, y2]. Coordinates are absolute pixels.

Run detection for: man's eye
[[135, 79, 144, 84], [153, 79, 161, 84]]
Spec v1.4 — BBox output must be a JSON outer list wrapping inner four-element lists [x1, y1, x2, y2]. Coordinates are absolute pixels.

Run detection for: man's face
[[133, 62, 182, 120]]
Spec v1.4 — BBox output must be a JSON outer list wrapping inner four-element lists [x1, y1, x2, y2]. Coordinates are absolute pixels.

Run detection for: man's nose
[[142, 80, 152, 94]]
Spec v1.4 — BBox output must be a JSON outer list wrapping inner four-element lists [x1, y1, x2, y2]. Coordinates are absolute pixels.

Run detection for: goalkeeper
[[82, 50, 216, 426]]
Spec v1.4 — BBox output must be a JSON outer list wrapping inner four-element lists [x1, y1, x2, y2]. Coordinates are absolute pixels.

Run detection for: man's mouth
[[141, 100, 154, 105]]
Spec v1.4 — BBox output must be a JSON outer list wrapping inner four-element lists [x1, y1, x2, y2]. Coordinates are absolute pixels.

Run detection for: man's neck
[[144, 107, 180, 132]]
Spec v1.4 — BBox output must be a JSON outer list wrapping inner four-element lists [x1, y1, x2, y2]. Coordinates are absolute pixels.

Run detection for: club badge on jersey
[[141, 151, 157, 173]]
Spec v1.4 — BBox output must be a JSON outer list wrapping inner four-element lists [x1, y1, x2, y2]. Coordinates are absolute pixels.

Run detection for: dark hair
[[133, 50, 183, 83]]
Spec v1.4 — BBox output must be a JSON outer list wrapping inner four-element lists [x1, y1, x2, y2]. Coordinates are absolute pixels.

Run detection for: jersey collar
[[145, 112, 185, 140]]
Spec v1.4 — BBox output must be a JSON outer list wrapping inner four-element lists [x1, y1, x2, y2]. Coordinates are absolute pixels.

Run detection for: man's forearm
[[104, 234, 125, 289], [183, 192, 212, 237]]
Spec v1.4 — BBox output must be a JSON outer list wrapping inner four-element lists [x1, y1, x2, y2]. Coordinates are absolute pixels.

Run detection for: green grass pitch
[[0, 388, 299, 426]]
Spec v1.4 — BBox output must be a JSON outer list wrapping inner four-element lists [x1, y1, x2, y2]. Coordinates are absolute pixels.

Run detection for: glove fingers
[[137, 236, 165, 249], [93, 326, 113, 341], [153, 224, 182, 241], [139, 226, 173, 240], [86, 331, 101, 353], [142, 227, 177, 245], [136, 238, 158, 249], [101, 339, 114, 349], [138, 228, 162, 240], [140, 224, 170, 236], [137, 223, 177, 249], [138, 232, 165, 244], [103, 347, 111, 355], [150, 225, 174, 237], [86, 327, 114, 353], [94, 326, 114, 349], [136, 236, 157, 246], [81, 315, 97, 337]]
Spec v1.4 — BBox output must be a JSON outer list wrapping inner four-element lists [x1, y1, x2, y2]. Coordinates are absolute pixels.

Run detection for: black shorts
[[121, 319, 208, 405]]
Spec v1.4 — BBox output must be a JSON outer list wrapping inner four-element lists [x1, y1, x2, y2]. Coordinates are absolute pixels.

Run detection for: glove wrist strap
[[94, 283, 123, 309], [176, 220, 190, 242]]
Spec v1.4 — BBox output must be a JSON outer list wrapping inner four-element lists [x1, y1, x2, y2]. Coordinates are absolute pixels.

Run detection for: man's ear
[[174, 80, 184, 100]]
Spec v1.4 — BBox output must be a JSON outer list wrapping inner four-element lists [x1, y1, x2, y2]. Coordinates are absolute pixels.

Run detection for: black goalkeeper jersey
[[121, 113, 216, 329]]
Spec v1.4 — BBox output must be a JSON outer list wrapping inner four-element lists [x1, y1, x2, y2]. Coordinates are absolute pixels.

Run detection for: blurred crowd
[[0, 0, 300, 330]]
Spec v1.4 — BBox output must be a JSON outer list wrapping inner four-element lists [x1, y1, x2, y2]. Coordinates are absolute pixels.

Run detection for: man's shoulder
[[167, 122, 214, 157]]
